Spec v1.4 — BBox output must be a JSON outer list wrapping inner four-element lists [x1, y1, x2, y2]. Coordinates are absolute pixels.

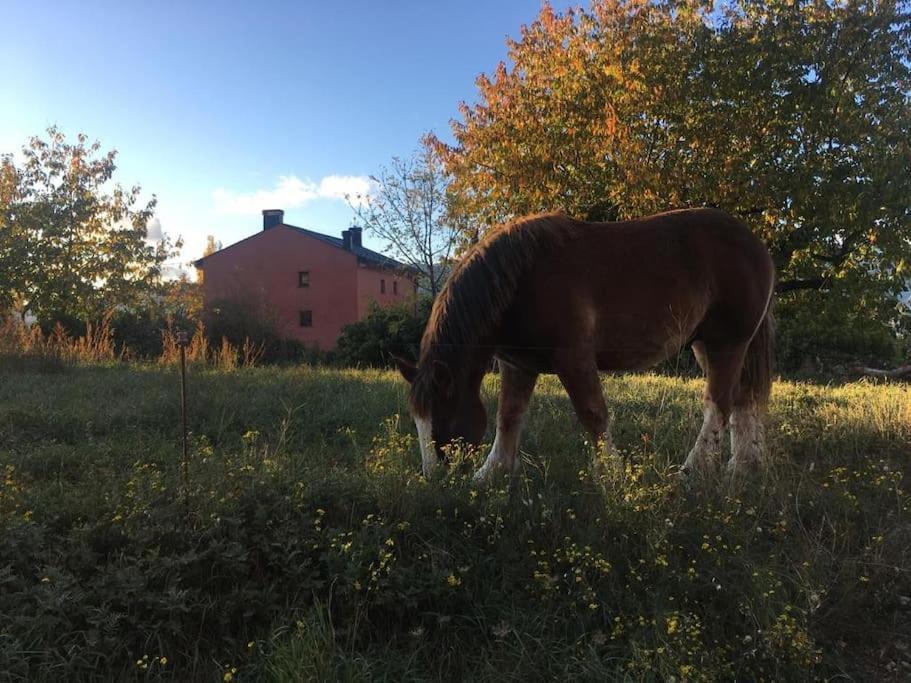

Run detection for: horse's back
[[497, 208, 774, 371]]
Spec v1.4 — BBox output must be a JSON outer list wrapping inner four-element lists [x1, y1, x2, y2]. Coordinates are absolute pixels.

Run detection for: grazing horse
[[395, 208, 775, 482]]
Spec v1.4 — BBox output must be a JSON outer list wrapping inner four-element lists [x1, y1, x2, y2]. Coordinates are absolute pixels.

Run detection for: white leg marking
[[414, 415, 437, 477], [682, 401, 726, 477], [600, 431, 618, 458], [474, 423, 522, 482], [728, 406, 764, 476], [592, 429, 623, 478]]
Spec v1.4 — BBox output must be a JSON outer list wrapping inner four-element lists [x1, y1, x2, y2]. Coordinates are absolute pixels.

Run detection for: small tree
[[349, 139, 461, 297], [0, 127, 177, 326]]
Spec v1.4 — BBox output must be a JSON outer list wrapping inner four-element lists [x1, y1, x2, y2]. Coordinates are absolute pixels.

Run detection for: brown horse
[[395, 208, 775, 482]]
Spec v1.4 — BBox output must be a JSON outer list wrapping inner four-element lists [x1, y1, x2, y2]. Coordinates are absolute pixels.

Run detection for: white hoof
[[473, 453, 520, 483]]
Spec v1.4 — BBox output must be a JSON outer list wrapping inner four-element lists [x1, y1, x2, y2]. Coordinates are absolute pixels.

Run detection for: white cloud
[[145, 216, 164, 241], [142, 204, 198, 280], [317, 175, 373, 203], [212, 174, 372, 215]]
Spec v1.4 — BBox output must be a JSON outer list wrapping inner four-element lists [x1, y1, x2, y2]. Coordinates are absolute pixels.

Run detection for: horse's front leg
[[553, 351, 618, 470], [474, 362, 538, 482]]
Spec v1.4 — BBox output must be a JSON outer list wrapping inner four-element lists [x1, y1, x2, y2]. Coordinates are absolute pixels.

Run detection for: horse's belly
[[592, 316, 698, 371], [595, 344, 677, 372]]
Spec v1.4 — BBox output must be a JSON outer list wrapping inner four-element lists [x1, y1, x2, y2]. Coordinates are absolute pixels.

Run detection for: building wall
[[355, 265, 419, 319], [200, 226, 359, 350]]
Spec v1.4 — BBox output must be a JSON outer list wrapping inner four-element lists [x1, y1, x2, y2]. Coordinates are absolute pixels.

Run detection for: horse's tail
[[738, 304, 775, 409]]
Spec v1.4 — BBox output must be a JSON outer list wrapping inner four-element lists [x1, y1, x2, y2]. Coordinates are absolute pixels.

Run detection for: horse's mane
[[410, 212, 577, 416]]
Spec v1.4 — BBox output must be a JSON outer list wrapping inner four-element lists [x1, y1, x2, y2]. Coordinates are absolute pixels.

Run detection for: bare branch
[[348, 140, 460, 297]]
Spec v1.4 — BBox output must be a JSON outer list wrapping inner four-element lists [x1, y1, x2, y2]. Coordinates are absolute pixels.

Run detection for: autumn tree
[[0, 127, 176, 325], [196, 235, 222, 285], [434, 0, 911, 331], [348, 141, 461, 297]]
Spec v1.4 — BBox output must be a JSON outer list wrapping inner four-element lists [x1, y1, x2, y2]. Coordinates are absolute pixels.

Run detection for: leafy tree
[[433, 0, 911, 323], [0, 157, 27, 315], [0, 127, 176, 325], [348, 141, 461, 297]]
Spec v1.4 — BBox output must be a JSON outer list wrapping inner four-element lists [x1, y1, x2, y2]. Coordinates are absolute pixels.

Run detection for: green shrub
[[775, 296, 904, 374], [334, 298, 431, 368], [105, 309, 171, 357]]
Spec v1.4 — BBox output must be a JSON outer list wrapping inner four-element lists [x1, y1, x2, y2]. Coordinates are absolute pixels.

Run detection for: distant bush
[[202, 298, 328, 364], [775, 298, 904, 375], [107, 309, 171, 358], [203, 298, 277, 350], [334, 298, 431, 368]]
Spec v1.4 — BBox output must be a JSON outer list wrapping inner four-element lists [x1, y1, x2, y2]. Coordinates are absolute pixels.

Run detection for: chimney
[[348, 226, 363, 249], [341, 229, 351, 251], [262, 209, 284, 230]]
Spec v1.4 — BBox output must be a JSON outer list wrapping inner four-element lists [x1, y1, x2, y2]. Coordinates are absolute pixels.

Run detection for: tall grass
[[0, 364, 909, 680], [0, 312, 118, 367], [0, 314, 263, 371]]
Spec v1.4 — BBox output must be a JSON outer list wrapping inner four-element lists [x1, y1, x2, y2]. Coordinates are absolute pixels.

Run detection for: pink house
[[194, 209, 418, 350]]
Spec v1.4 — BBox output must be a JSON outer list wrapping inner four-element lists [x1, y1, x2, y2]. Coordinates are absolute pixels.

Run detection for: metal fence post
[[177, 331, 190, 521]]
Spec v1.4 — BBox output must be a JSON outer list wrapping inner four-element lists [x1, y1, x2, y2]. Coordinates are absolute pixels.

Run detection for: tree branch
[[775, 277, 831, 293], [811, 230, 862, 265]]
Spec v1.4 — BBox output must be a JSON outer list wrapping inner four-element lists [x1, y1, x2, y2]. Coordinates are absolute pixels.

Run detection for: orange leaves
[[438, 0, 911, 313]]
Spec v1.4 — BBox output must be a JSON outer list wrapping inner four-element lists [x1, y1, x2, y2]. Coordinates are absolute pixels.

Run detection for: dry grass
[[0, 314, 263, 370], [0, 312, 118, 363]]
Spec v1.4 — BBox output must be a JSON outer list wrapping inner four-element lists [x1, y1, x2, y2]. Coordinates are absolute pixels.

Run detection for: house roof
[[193, 223, 417, 274]]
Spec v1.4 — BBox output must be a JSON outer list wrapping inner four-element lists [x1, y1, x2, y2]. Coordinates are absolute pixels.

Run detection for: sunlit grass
[[1, 363, 909, 680]]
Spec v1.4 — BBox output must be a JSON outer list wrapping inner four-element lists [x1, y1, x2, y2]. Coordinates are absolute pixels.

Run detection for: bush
[[35, 297, 197, 360], [108, 309, 173, 358], [775, 296, 904, 375], [202, 298, 329, 364], [203, 298, 277, 349], [334, 298, 431, 368]]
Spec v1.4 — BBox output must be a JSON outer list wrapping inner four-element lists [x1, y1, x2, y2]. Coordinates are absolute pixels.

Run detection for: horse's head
[[394, 355, 487, 476]]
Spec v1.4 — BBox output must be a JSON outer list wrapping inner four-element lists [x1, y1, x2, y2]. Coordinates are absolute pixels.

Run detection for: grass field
[[1, 360, 910, 681]]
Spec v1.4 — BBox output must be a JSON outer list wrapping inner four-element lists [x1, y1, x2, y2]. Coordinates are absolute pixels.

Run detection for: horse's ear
[[392, 354, 418, 384]]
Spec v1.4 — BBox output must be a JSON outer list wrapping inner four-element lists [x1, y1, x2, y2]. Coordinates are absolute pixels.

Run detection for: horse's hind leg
[[474, 362, 538, 481], [726, 310, 774, 476], [729, 401, 764, 476], [553, 352, 617, 466], [682, 341, 747, 479]]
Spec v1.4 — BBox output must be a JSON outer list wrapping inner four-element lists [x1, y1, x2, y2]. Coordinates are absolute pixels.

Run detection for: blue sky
[[1, 0, 573, 275]]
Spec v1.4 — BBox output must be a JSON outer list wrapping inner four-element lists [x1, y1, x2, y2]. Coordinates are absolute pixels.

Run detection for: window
[[299, 310, 312, 327], [393, 280, 398, 295], [298, 271, 310, 287], [380, 279, 386, 294]]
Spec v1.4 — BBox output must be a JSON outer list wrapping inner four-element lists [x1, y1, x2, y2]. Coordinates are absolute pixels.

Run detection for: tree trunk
[[853, 364, 911, 381]]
